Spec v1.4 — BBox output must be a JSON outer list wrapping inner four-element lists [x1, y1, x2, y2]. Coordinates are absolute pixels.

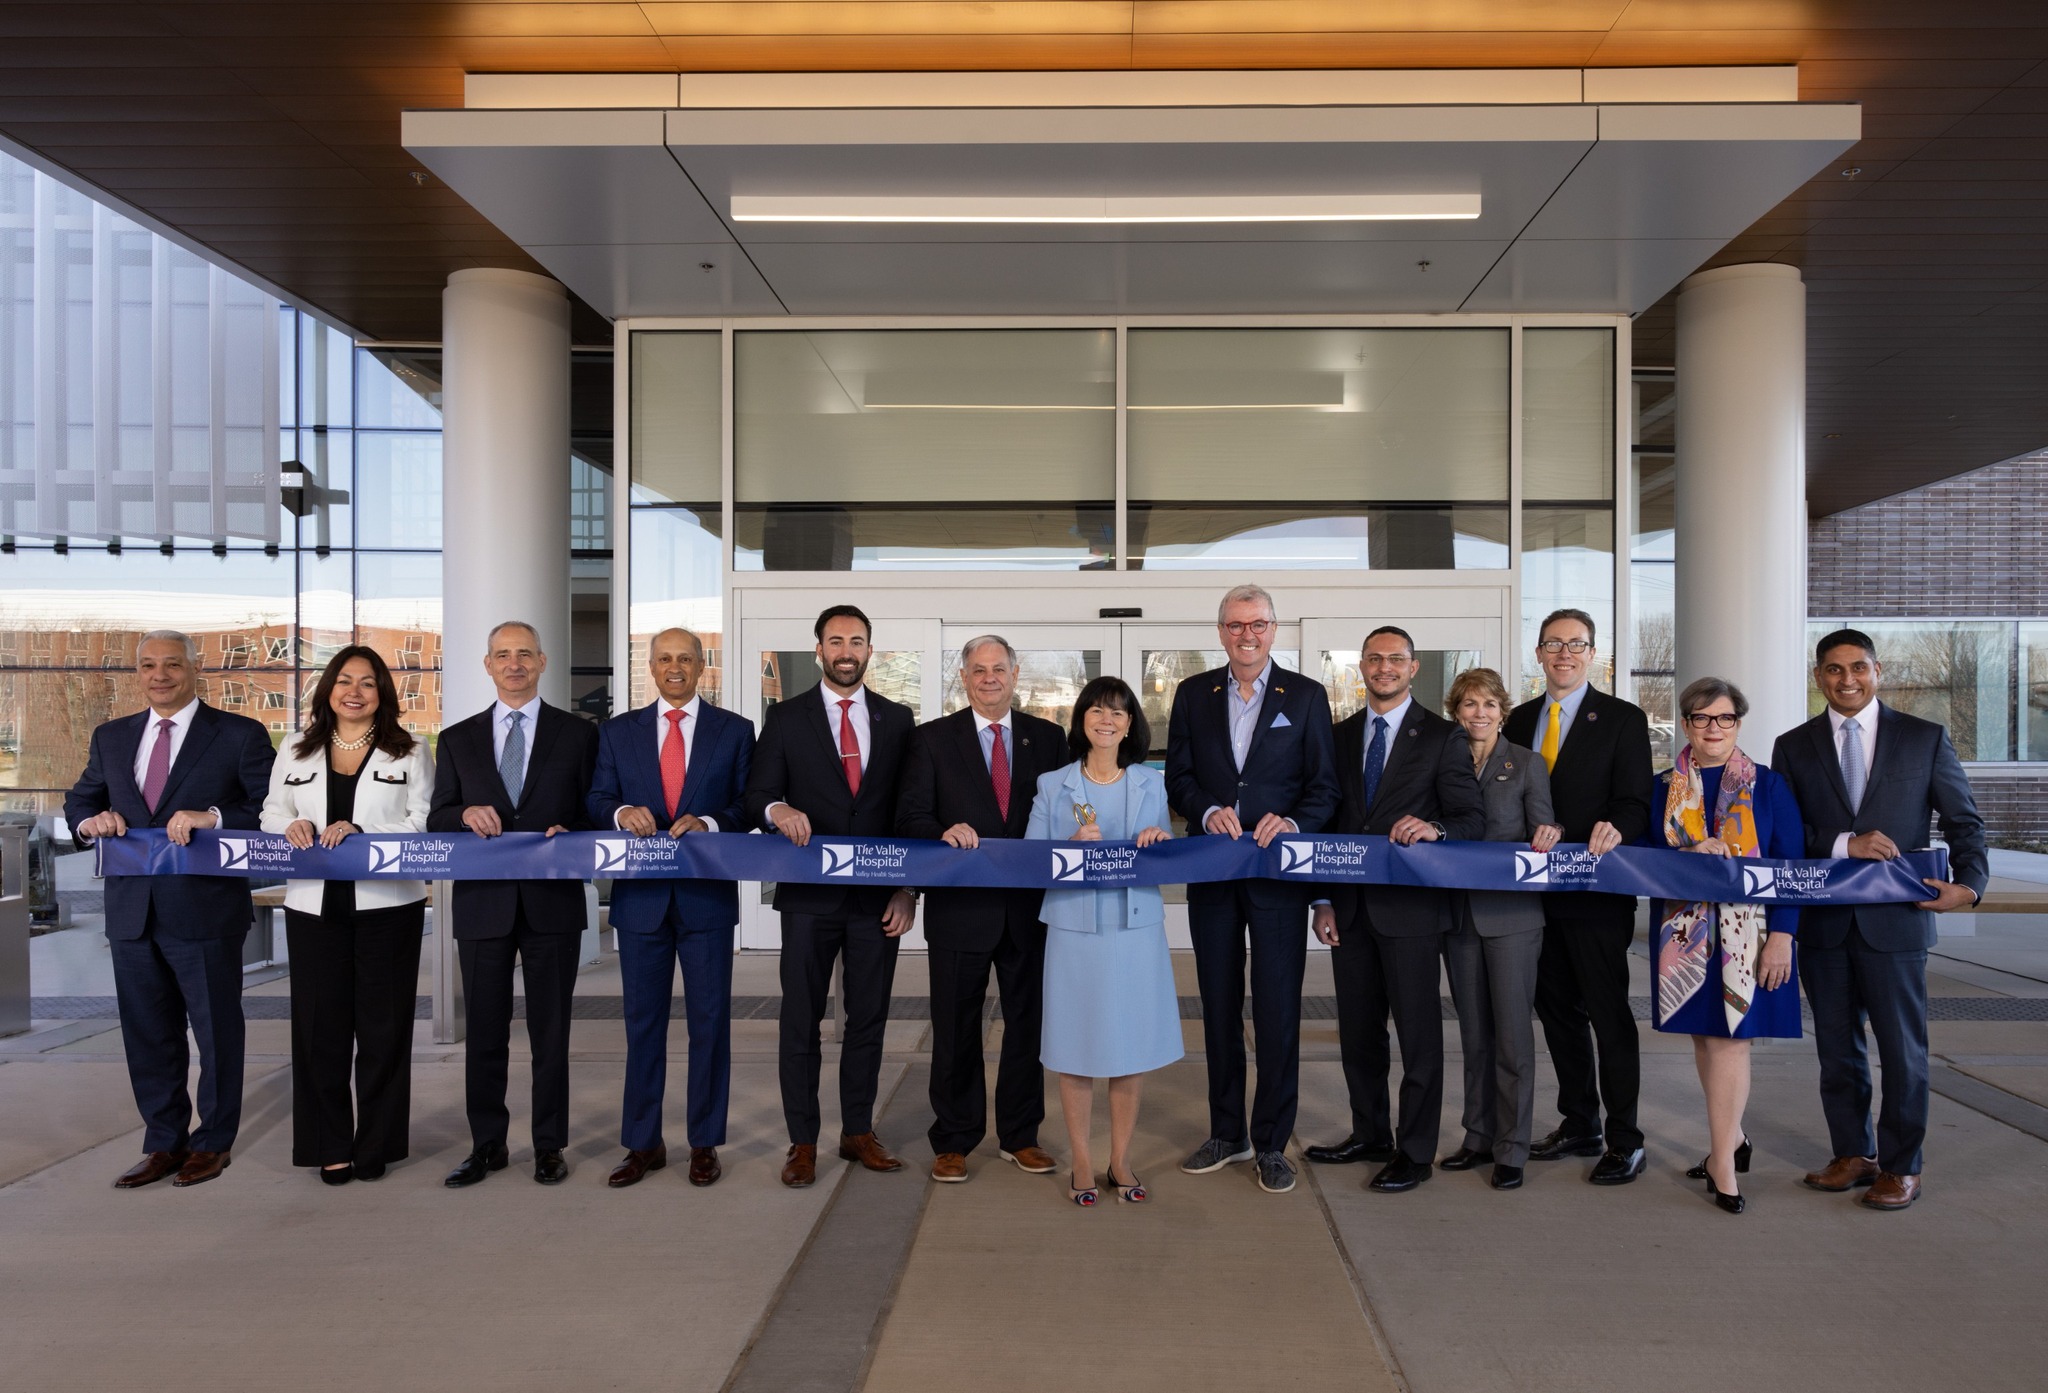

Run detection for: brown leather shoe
[[782, 1144, 818, 1188], [931, 1152, 969, 1183], [1802, 1155, 1880, 1192], [170, 1151, 230, 1188], [607, 1144, 667, 1188], [838, 1131, 904, 1172], [1861, 1171, 1922, 1211], [115, 1151, 189, 1189], [1000, 1145, 1057, 1174], [688, 1146, 721, 1187]]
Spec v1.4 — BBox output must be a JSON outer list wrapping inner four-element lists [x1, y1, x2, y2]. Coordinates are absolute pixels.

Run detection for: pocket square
[[1270, 712, 1292, 729]]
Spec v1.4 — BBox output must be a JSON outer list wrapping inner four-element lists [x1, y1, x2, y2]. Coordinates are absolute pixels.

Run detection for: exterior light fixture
[[730, 194, 1480, 224]]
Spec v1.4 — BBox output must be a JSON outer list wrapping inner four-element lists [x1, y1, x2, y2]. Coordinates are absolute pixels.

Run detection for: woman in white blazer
[[261, 645, 432, 1183]]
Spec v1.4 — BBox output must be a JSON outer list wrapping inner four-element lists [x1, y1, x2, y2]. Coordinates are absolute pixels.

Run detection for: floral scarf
[[1655, 744, 1767, 1034]]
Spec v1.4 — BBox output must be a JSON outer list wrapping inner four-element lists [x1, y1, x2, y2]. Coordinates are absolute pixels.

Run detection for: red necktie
[[661, 707, 688, 818], [837, 698, 862, 797], [989, 722, 1011, 821]]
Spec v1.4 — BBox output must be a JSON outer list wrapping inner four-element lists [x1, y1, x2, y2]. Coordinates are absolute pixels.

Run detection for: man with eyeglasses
[[1502, 608, 1654, 1185], [1165, 584, 1340, 1194]]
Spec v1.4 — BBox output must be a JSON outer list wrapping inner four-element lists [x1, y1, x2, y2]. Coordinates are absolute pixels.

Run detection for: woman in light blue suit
[[1027, 676, 1183, 1207]]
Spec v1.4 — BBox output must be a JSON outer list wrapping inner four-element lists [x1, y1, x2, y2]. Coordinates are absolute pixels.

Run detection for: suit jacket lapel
[[683, 704, 721, 805], [1006, 715, 1037, 829], [109, 711, 149, 805], [515, 703, 561, 810], [1808, 714, 1854, 817], [956, 713, 1003, 823], [1553, 686, 1598, 764], [1367, 705, 1429, 815], [802, 688, 857, 812], [1240, 667, 1290, 771], [1867, 703, 1904, 794], [154, 705, 221, 815]]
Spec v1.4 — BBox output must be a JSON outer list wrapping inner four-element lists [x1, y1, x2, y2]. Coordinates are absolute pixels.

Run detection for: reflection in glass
[[293, 427, 352, 551], [735, 329, 1114, 571], [1809, 620, 2012, 762], [630, 332, 720, 506], [1320, 650, 1481, 725], [355, 551, 442, 678], [629, 507, 723, 708], [1520, 507, 1615, 699], [0, 670, 292, 795], [2022, 624, 2048, 762], [1637, 674, 1676, 770], [1127, 328, 1507, 570], [354, 432, 442, 549], [298, 549, 353, 672], [1523, 328, 1615, 501], [358, 348, 443, 429], [761, 653, 922, 725], [0, 548, 294, 669], [942, 651, 1102, 729]]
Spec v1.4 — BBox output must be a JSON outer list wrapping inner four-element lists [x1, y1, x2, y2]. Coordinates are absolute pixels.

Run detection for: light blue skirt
[[1040, 920, 1185, 1078]]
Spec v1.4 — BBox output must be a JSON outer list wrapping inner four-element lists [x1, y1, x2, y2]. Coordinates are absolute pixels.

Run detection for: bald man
[[588, 627, 754, 1189]]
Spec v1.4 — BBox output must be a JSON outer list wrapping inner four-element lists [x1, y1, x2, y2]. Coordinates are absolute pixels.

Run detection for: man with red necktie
[[589, 626, 754, 1188], [897, 635, 1067, 1184], [66, 630, 275, 1190], [743, 605, 918, 1188]]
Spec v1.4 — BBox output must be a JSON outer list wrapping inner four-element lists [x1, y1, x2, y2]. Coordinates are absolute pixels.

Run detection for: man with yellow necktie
[[1502, 609, 1654, 1186]]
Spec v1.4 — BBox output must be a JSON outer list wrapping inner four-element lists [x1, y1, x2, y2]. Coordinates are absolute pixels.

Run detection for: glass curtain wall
[[1519, 327, 1618, 700], [1631, 366, 1676, 765]]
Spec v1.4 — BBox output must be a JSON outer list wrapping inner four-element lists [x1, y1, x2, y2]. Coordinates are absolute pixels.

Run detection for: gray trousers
[[1443, 915, 1543, 1167]]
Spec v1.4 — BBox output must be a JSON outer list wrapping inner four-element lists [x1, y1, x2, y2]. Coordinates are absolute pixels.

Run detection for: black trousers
[[778, 910, 901, 1145], [1533, 898, 1643, 1152], [111, 911, 247, 1155], [284, 901, 426, 1167], [1332, 920, 1447, 1164], [927, 916, 1045, 1157], [458, 908, 581, 1152], [1188, 882, 1308, 1154], [1803, 926, 1930, 1175]]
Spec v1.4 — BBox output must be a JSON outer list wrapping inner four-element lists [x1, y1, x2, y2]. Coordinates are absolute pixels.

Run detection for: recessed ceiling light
[[729, 193, 1480, 225]]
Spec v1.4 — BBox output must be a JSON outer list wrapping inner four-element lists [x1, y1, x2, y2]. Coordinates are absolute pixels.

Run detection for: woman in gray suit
[[1439, 668, 1561, 1192]]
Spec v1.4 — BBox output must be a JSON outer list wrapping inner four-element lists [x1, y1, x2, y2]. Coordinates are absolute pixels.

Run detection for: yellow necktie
[[1540, 701, 1562, 772]]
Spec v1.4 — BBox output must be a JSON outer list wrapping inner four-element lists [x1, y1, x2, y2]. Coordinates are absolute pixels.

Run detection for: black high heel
[[319, 1163, 353, 1186], [1706, 1177, 1746, 1214], [1685, 1137, 1752, 1181]]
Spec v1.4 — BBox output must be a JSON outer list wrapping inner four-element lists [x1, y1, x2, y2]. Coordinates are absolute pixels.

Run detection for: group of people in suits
[[64, 589, 1985, 1216]]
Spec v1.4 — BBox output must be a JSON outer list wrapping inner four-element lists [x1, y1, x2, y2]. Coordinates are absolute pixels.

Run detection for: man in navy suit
[[588, 627, 754, 1189], [1771, 628, 1987, 1211], [1166, 584, 1340, 1195], [65, 630, 275, 1189]]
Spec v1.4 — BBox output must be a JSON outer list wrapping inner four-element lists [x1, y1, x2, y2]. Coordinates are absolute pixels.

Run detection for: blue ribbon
[[95, 828, 1949, 907]]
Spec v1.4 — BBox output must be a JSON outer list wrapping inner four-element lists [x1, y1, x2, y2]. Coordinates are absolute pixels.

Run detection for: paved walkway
[[4, 927, 2047, 1392]]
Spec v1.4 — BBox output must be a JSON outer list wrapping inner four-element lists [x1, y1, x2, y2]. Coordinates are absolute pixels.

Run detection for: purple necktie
[[142, 717, 174, 813]]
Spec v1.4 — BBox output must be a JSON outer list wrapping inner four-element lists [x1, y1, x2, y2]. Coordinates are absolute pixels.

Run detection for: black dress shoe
[[1529, 1126, 1604, 1161], [1304, 1138, 1398, 1166], [1686, 1137, 1752, 1181], [1367, 1155, 1433, 1193], [319, 1164, 353, 1186], [1588, 1147, 1647, 1185], [444, 1141, 510, 1188], [1706, 1178, 1746, 1214], [534, 1149, 569, 1185], [1489, 1164, 1524, 1190], [1439, 1147, 1488, 1172], [354, 1160, 387, 1182]]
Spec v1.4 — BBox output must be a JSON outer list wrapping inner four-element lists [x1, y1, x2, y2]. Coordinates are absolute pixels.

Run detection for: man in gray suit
[[1438, 667, 1561, 1192], [1770, 628, 1988, 1212]]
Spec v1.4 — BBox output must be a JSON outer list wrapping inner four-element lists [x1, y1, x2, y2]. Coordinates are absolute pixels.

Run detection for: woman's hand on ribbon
[[1135, 826, 1169, 848], [1758, 933, 1794, 990], [284, 818, 318, 850], [1529, 824, 1561, 853], [1691, 837, 1734, 858]]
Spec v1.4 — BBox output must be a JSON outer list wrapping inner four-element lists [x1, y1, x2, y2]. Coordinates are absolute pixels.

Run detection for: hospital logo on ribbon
[[1051, 848, 1086, 882], [218, 838, 249, 870], [1742, 865, 1778, 899], [1514, 851, 1550, 885], [368, 841, 404, 874], [822, 845, 856, 877], [594, 839, 630, 874], [1280, 841, 1316, 875]]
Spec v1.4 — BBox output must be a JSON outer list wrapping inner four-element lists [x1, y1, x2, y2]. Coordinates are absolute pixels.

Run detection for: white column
[[1674, 262, 1808, 752], [436, 268, 570, 1043], [441, 268, 571, 716]]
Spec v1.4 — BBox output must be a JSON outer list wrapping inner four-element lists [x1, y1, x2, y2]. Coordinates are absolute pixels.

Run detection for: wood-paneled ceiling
[[1, 2, 2045, 514]]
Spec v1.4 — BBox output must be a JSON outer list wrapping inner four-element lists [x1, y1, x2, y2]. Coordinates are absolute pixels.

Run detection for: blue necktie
[[1839, 716, 1866, 814], [499, 709, 526, 805], [1363, 715, 1388, 809]]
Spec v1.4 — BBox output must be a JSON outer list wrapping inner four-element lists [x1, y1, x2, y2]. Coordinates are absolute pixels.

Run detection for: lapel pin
[[1586, 711, 1598, 722], [1212, 685, 1222, 693]]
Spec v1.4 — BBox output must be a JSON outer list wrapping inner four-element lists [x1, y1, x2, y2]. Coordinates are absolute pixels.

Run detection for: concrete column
[[1674, 262, 1808, 753], [441, 267, 571, 717], [435, 268, 570, 1043]]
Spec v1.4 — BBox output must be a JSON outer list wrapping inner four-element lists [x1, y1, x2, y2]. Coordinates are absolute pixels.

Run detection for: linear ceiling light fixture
[[729, 194, 1480, 224]]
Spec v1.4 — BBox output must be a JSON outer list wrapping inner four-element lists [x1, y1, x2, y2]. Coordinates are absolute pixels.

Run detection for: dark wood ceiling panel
[[0, 1, 2043, 511]]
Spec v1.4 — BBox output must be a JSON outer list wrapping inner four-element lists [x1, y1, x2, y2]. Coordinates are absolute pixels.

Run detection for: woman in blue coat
[[1026, 676, 1183, 1207], [1641, 676, 1802, 1214]]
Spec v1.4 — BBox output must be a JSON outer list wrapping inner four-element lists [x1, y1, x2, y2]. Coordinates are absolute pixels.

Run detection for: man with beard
[[744, 605, 919, 1188]]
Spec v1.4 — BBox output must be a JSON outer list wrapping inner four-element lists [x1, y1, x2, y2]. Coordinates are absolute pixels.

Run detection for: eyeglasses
[[1683, 712, 1741, 730], [1536, 638, 1592, 655], [1221, 620, 1274, 637]]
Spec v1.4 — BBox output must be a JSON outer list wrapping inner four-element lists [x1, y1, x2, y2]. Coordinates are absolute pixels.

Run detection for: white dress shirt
[[764, 683, 869, 828], [133, 698, 201, 788], [490, 697, 539, 792], [621, 694, 717, 832], [1827, 702, 1879, 858]]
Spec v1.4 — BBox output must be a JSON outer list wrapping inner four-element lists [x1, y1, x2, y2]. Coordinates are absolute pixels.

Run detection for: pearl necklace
[[1082, 764, 1125, 785], [332, 729, 373, 752]]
